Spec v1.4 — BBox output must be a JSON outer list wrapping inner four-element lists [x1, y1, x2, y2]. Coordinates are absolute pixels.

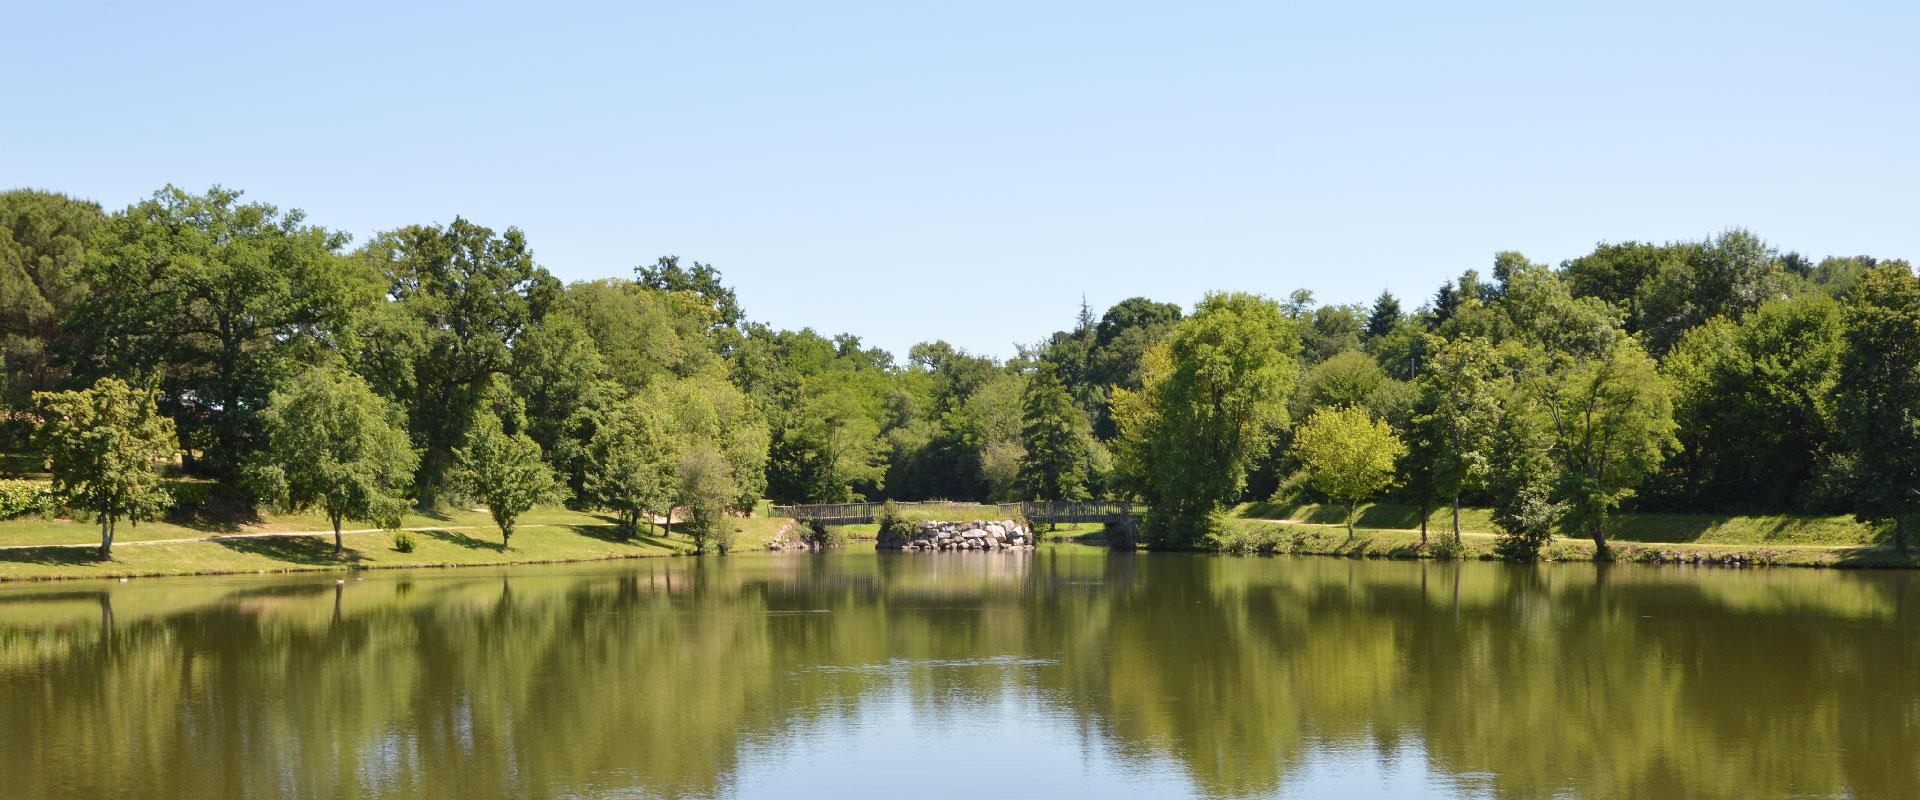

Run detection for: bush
[[0, 479, 55, 520], [1428, 537, 1470, 561], [873, 501, 920, 549], [392, 530, 417, 553], [800, 518, 849, 548], [1494, 486, 1562, 563]]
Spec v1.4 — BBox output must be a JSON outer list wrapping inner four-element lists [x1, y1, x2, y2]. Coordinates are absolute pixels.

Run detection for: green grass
[[1213, 518, 1920, 569], [1233, 501, 1882, 547], [0, 504, 796, 581]]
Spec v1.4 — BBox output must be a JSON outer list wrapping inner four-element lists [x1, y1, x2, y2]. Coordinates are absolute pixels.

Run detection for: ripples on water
[[0, 546, 1915, 799]]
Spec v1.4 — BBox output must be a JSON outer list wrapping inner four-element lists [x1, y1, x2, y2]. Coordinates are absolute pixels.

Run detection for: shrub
[[392, 530, 417, 553], [800, 518, 848, 548], [0, 479, 55, 520], [1494, 486, 1563, 563], [1428, 537, 1470, 561], [873, 501, 920, 549]]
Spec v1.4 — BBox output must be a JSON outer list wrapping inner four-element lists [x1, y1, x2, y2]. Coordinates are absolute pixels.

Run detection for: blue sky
[[6, 1, 1916, 359]]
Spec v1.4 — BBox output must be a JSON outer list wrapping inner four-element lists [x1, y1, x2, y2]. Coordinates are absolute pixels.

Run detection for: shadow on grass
[[422, 528, 505, 552], [565, 522, 632, 545], [216, 535, 362, 565], [1239, 501, 1426, 530], [0, 546, 100, 567]]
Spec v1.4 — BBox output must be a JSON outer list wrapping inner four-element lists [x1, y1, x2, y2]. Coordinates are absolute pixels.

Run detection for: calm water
[[2, 546, 1916, 799]]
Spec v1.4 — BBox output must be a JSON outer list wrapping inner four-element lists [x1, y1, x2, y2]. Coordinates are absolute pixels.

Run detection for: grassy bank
[[1236, 501, 1885, 547], [0, 507, 794, 582], [1212, 516, 1917, 569]]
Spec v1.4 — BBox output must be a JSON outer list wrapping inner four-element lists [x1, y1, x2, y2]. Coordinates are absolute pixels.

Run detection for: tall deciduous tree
[[1113, 292, 1299, 547], [1290, 406, 1405, 539], [584, 397, 678, 538], [35, 378, 178, 558], [362, 219, 556, 505], [255, 367, 418, 554], [1528, 338, 1677, 553], [0, 189, 103, 449], [1017, 366, 1089, 504], [1410, 335, 1505, 544], [447, 413, 566, 548], [1834, 265, 1920, 551], [71, 186, 366, 481]]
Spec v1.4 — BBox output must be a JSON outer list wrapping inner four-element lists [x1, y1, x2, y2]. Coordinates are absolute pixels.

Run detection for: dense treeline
[[3, 185, 1918, 557]]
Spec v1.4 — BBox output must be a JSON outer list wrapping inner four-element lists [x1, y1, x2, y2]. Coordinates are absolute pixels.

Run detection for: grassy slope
[[0, 506, 796, 582], [1237, 500, 1882, 547]]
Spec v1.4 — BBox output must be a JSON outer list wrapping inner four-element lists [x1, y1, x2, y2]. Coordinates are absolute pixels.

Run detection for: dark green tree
[[1017, 366, 1089, 504], [1833, 265, 1920, 551]]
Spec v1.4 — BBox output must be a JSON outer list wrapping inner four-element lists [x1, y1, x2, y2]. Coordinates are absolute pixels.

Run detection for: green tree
[[447, 413, 567, 548], [34, 378, 178, 558], [1290, 406, 1405, 539], [1660, 295, 1844, 509], [362, 218, 555, 505], [583, 397, 677, 538], [0, 189, 103, 450], [71, 186, 366, 481], [1017, 366, 1090, 504], [1833, 265, 1920, 551], [1113, 292, 1299, 547], [1364, 290, 1402, 340], [1528, 338, 1677, 553], [676, 444, 739, 554], [1410, 336, 1505, 544], [255, 367, 419, 554]]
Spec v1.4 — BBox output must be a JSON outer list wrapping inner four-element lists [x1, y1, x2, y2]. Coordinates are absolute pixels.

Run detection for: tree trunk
[[98, 516, 113, 560], [1346, 501, 1355, 542], [502, 523, 513, 549], [664, 509, 673, 540], [1591, 521, 1608, 558], [1419, 498, 1429, 546], [1452, 493, 1463, 546], [332, 513, 344, 555], [1896, 515, 1910, 554]]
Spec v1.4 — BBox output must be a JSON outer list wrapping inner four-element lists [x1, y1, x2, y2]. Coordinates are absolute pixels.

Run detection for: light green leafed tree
[[1290, 406, 1405, 539], [676, 444, 739, 554], [1410, 335, 1505, 544], [1017, 365, 1090, 505], [1833, 264, 1920, 552], [1113, 292, 1300, 547], [34, 378, 178, 559], [584, 397, 678, 540], [1528, 337, 1677, 554], [447, 413, 567, 548], [256, 367, 419, 554]]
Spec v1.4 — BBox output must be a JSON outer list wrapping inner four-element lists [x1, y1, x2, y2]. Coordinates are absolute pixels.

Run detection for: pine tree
[[1017, 366, 1089, 504]]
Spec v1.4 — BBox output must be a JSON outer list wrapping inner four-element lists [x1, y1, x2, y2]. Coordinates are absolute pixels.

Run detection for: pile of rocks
[[880, 519, 1034, 552]]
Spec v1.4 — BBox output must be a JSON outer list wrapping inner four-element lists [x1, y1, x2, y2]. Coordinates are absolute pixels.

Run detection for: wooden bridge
[[769, 500, 1134, 526]]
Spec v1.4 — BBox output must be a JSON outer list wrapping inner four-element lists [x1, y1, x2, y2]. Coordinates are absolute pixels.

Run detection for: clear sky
[[6, 1, 1916, 359]]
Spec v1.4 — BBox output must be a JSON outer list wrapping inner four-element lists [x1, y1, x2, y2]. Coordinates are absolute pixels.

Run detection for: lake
[[2, 545, 1915, 799]]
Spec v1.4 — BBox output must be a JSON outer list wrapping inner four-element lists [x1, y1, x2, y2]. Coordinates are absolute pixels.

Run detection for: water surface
[[2, 546, 1915, 799]]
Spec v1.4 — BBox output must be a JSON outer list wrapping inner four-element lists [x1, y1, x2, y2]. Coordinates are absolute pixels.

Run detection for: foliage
[[1114, 292, 1300, 548], [392, 529, 417, 553], [447, 413, 567, 547], [34, 378, 178, 557], [70, 186, 365, 483], [1408, 335, 1505, 542], [256, 366, 419, 553], [1290, 406, 1406, 538], [0, 479, 56, 520], [1833, 265, 1920, 551], [676, 444, 737, 554], [1527, 337, 1677, 553], [583, 397, 677, 539], [1017, 366, 1090, 503], [361, 218, 554, 505]]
